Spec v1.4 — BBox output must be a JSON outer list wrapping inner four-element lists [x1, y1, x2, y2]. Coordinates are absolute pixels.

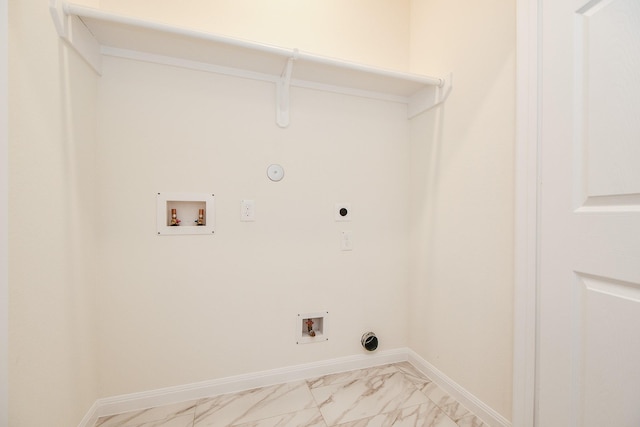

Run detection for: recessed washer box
[[296, 312, 329, 344], [156, 192, 215, 235]]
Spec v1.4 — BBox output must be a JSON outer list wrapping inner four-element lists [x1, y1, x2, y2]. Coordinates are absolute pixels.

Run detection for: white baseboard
[[78, 348, 408, 427], [79, 348, 510, 427], [77, 399, 99, 427], [407, 349, 512, 427]]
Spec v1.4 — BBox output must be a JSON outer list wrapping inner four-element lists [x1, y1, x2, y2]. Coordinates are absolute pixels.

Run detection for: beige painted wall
[[408, 0, 515, 420], [98, 0, 411, 71], [8, 0, 99, 425], [94, 56, 410, 396], [83, 0, 412, 398]]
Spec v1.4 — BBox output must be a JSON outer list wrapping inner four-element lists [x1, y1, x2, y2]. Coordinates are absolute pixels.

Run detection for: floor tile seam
[[108, 407, 199, 427], [193, 386, 276, 425], [307, 363, 402, 384], [333, 401, 454, 427], [94, 406, 174, 427], [421, 389, 476, 425], [366, 402, 417, 425], [307, 379, 376, 425], [413, 389, 458, 420], [441, 399, 474, 423], [226, 406, 324, 427], [459, 412, 491, 427], [407, 401, 458, 426], [305, 379, 333, 427], [453, 413, 485, 427], [96, 401, 200, 427], [320, 364, 436, 427], [190, 404, 196, 427], [191, 380, 321, 426], [306, 364, 404, 390], [405, 371, 485, 425], [318, 377, 430, 426], [230, 382, 321, 426]]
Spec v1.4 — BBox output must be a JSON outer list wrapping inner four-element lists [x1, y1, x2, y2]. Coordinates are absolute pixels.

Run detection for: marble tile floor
[[94, 362, 489, 427]]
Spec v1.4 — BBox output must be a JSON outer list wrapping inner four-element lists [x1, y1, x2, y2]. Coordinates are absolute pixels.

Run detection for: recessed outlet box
[[335, 203, 351, 221], [157, 192, 215, 235], [296, 312, 329, 344]]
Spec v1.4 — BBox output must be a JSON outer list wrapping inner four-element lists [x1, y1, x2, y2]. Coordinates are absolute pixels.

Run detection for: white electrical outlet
[[240, 199, 255, 221]]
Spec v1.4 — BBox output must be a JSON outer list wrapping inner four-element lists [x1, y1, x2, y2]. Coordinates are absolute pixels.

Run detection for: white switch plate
[[340, 231, 353, 251], [241, 199, 255, 221]]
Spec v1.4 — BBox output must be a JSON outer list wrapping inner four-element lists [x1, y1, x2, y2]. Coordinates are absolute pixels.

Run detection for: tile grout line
[[303, 377, 330, 427]]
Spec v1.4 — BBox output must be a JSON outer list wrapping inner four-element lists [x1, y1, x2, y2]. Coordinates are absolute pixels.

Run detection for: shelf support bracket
[[49, 0, 67, 39], [49, 0, 103, 74], [276, 52, 297, 128], [407, 72, 453, 119]]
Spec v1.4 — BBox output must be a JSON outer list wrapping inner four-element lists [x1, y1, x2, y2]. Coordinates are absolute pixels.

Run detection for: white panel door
[[537, 0, 640, 426]]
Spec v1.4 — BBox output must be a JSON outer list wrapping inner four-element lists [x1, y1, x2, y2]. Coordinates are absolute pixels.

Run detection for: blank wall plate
[[240, 199, 255, 221], [340, 231, 353, 251]]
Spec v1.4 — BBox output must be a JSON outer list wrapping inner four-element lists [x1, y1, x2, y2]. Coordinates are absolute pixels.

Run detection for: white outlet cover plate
[[340, 231, 353, 251], [240, 199, 255, 221]]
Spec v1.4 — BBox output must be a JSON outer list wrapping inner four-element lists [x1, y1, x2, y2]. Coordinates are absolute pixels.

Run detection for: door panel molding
[[576, 194, 640, 212], [572, 272, 640, 426], [573, 0, 640, 208]]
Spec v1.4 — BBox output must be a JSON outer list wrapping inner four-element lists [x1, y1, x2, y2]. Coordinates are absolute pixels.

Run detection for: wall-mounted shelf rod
[[50, 0, 451, 126]]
